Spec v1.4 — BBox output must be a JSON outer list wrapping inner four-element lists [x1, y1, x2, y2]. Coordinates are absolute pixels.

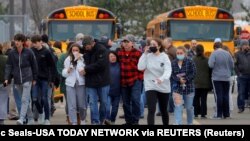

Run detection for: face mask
[[149, 46, 158, 53], [73, 51, 79, 61], [177, 55, 185, 60]]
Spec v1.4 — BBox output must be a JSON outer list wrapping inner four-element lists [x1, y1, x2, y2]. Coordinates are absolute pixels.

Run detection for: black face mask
[[149, 46, 158, 53]]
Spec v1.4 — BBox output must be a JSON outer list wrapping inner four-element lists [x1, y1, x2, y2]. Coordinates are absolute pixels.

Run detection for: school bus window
[[169, 20, 233, 41], [57, 24, 68, 33]]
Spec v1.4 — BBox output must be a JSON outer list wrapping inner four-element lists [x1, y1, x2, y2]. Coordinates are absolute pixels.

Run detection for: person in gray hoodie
[[234, 39, 250, 113], [208, 38, 234, 119]]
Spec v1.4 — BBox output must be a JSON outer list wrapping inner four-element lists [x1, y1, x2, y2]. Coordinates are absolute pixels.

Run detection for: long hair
[[196, 44, 205, 58], [152, 38, 164, 52], [67, 43, 81, 67]]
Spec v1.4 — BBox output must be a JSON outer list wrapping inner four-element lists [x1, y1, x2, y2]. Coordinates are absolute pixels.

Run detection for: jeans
[[15, 82, 33, 121], [32, 80, 50, 120], [174, 93, 194, 125], [146, 90, 169, 125], [140, 87, 146, 117], [106, 95, 120, 122], [121, 80, 142, 124], [87, 85, 110, 124], [13, 86, 21, 114], [237, 75, 250, 110]]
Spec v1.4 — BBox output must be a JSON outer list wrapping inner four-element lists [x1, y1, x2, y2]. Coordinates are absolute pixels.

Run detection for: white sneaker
[[27, 119, 35, 125], [44, 120, 50, 125], [38, 113, 44, 125], [16, 119, 23, 125], [81, 120, 86, 125]]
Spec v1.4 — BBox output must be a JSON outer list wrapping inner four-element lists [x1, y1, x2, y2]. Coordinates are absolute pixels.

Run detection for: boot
[[77, 113, 81, 125], [66, 116, 71, 125]]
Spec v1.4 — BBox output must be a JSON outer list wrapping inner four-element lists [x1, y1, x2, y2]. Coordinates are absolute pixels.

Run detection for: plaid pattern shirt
[[171, 57, 196, 95], [118, 48, 143, 87]]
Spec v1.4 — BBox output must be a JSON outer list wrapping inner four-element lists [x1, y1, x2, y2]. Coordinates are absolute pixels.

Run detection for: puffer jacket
[[4, 47, 38, 84]]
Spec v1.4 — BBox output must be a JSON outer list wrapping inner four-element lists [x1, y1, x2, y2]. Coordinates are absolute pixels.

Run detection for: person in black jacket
[[82, 35, 110, 125], [4, 33, 38, 125], [31, 35, 56, 125]]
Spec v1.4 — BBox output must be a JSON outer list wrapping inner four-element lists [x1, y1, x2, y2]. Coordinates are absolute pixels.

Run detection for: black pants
[[146, 90, 169, 125], [212, 81, 230, 118], [193, 88, 208, 117]]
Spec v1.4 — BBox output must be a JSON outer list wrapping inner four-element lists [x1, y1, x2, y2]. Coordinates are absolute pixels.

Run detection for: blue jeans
[[140, 87, 146, 117], [106, 95, 120, 122], [13, 86, 21, 114], [122, 80, 142, 124], [87, 85, 110, 124], [32, 80, 49, 120], [237, 75, 250, 110], [174, 93, 194, 125]]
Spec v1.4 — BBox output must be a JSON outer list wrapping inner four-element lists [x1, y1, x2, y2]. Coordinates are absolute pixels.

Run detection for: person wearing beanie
[[234, 39, 250, 113], [208, 38, 234, 119]]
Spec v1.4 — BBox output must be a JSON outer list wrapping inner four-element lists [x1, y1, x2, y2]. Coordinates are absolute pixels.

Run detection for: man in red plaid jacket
[[118, 34, 143, 125]]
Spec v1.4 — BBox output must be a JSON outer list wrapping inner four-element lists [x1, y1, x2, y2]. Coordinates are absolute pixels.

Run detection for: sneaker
[[119, 115, 125, 119], [156, 112, 161, 116], [27, 119, 35, 125], [104, 120, 112, 125], [238, 109, 244, 113], [8, 116, 19, 120], [81, 120, 86, 125], [201, 116, 207, 119], [16, 119, 23, 125], [44, 120, 50, 125], [38, 113, 44, 125]]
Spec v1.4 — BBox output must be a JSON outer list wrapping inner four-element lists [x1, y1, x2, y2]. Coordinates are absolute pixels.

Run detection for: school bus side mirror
[[116, 23, 123, 38], [236, 27, 242, 35]]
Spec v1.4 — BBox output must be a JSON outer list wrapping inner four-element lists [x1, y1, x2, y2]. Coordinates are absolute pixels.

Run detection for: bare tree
[[29, 0, 42, 31]]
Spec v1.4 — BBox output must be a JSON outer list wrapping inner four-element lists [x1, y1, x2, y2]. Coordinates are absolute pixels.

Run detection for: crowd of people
[[0, 32, 249, 125]]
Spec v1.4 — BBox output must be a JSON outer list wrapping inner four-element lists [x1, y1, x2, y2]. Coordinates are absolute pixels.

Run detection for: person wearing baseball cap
[[118, 34, 143, 125], [82, 35, 111, 125]]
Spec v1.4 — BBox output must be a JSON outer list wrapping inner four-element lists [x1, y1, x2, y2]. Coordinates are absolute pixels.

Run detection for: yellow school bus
[[40, 5, 122, 52], [146, 5, 235, 56]]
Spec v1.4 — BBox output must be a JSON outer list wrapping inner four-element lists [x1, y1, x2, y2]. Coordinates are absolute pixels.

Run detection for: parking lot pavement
[[4, 92, 250, 125]]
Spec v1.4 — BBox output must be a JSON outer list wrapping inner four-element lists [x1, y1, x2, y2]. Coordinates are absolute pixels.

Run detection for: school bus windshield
[[169, 20, 234, 41], [48, 21, 115, 41]]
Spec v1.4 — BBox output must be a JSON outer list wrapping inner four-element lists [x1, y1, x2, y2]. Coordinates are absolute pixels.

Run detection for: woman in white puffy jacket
[[62, 43, 87, 125]]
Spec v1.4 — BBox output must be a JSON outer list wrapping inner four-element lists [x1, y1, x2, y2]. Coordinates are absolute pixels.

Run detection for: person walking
[[62, 43, 87, 125], [118, 34, 143, 125], [171, 46, 196, 125], [4, 33, 38, 125], [82, 35, 110, 125], [138, 38, 172, 125], [193, 44, 211, 119]]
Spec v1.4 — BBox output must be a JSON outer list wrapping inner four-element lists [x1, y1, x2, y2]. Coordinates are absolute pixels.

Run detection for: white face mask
[[73, 51, 79, 61]]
